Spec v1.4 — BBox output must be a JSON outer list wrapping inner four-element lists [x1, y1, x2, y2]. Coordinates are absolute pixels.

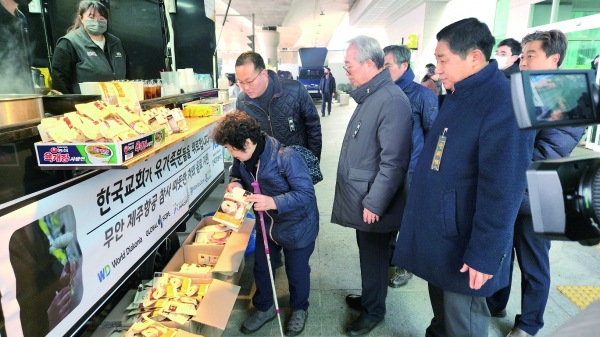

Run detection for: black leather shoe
[[345, 294, 362, 311], [345, 314, 382, 336]]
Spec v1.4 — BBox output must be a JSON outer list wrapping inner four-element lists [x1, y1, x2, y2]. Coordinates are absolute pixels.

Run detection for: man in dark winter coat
[[332, 35, 412, 336], [319, 67, 336, 116], [393, 18, 535, 337], [422, 63, 443, 95], [495, 38, 522, 78], [383, 44, 439, 288], [487, 30, 586, 337], [235, 52, 322, 160]]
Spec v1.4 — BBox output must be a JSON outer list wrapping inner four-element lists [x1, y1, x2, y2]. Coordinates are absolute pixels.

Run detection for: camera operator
[[486, 30, 586, 337]]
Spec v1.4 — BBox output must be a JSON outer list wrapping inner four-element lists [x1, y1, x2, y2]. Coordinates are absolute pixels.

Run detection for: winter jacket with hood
[[394, 67, 439, 173], [231, 134, 319, 249]]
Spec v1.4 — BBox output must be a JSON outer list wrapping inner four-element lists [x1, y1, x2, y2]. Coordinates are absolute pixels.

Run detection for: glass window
[[530, 0, 600, 27], [299, 69, 323, 79], [562, 28, 600, 69], [556, 0, 600, 23], [530, 0, 553, 27], [493, 0, 511, 41]]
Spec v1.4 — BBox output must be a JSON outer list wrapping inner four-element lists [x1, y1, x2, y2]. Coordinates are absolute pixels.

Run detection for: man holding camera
[[486, 30, 586, 337]]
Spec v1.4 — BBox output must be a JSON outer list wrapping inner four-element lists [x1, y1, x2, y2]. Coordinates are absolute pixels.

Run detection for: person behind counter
[[51, 0, 128, 94], [228, 74, 241, 99], [0, 0, 35, 94]]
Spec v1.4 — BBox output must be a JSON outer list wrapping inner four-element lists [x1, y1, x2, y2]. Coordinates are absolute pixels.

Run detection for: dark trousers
[[425, 283, 490, 337], [389, 172, 412, 266], [487, 214, 551, 335], [356, 230, 394, 322], [321, 92, 332, 115], [252, 231, 315, 312]]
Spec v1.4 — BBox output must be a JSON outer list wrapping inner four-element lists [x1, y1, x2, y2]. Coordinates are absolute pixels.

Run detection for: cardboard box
[[182, 99, 236, 117], [90, 289, 137, 337], [91, 327, 203, 337], [103, 279, 239, 337], [34, 128, 166, 167], [163, 216, 254, 282], [159, 279, 240, 337], [195, 215, 254, 246]]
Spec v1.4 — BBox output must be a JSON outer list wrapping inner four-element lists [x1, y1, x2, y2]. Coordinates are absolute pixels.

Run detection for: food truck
[[0, 1, 246, 336]]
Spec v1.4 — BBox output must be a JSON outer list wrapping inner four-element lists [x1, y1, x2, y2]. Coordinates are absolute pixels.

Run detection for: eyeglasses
[[342, 65, 355, 73], [237, 71, 262, 87]]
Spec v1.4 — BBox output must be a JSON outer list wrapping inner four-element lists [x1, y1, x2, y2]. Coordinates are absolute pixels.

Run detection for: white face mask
[[496, 56, 508, 69]]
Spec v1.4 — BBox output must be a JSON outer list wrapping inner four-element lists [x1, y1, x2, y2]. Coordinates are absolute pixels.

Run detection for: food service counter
[[116, 116, 223, 169], [0, 90, 228, 337]]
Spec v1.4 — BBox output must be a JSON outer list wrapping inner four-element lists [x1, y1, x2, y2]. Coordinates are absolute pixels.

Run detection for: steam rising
[[0, 11, 35, 95]]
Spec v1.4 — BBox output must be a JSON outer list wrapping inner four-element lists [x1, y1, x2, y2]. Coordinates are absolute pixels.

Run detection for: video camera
[[511, 69, 600, 245]]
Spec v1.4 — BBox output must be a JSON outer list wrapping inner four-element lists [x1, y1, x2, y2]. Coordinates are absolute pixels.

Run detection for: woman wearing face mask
[[51, 0, 127, 94]]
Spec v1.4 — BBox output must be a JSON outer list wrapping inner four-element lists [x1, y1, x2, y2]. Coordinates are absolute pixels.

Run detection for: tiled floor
[[187, 99, 600, 337]]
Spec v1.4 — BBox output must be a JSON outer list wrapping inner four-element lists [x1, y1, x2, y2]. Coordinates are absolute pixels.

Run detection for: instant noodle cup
[[85, 144, 113, 164]]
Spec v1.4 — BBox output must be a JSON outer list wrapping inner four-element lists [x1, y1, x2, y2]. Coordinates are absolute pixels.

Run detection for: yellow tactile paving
[[595, 245, 600, 250], [557, 286, 600, 309]]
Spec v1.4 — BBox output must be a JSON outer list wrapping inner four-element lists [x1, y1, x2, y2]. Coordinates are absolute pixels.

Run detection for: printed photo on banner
[[8, 205, 83, 337]]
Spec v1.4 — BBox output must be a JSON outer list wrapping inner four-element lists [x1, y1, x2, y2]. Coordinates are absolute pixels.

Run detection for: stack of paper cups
[[185, 68, 196, 86], [177, 69, 189, 92], [160, 71, 180, 96]]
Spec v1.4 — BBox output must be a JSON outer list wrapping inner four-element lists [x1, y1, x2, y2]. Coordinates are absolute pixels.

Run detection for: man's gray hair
[[383, 45, 411, 66], [347, 35, 384, 69]]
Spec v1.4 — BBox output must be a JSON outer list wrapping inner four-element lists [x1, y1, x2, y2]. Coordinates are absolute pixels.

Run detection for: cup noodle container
[[78, 82, 102, 95]]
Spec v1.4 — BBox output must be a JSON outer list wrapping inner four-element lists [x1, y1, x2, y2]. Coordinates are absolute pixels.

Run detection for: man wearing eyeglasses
[[234, 52, 322, 161], [332, 35, 412, 336]]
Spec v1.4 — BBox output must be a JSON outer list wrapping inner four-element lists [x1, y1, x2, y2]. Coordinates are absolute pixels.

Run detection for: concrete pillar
[[257, 29, 280, 69]]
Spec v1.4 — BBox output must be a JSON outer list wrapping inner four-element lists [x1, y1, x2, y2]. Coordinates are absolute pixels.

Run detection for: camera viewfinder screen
[[529, 74, 594, 123]]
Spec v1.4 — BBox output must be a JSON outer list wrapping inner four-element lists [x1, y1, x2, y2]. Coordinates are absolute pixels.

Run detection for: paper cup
[[78, 82, 101, 95]]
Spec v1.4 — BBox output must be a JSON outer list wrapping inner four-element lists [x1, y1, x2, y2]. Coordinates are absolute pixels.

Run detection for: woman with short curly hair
[[212, 111, 318, 336]]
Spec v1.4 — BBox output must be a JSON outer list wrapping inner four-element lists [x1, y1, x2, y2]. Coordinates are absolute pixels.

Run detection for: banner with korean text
[[0, 124, 223, 337]]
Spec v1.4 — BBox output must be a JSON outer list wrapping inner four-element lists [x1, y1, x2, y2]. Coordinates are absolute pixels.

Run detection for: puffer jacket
[[237, 70, 322, 159], [394, 67, 439, 173], [231, 134, 319, 250], [331, 69, 413, 232], [520, 126, 586, 214]]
